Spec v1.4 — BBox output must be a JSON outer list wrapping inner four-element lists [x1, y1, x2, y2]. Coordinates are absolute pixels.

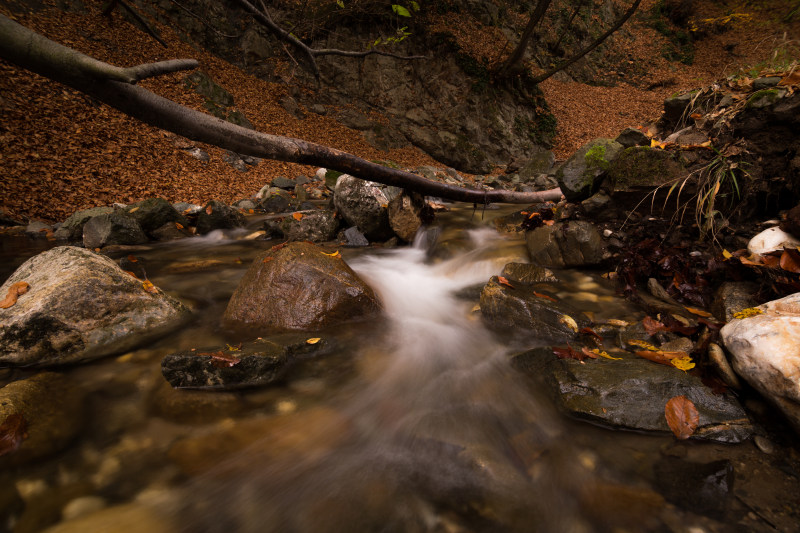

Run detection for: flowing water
[[2, 207, 799, 533]]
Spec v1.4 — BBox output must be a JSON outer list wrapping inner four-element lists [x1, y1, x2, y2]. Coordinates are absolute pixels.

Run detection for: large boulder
[[513, 348, 752, 443], [555, 138, 624, 201], [222, 242, 381, 331], [721, 293, 800, 433], [125, 198, 189, 237], [0, 247, 190, 366], [480, 276, 590, 343], [334, 175, 400, 241], [525, 220, 608, 268], [0, 373, 85, 466], [53, 206, 114, 241], [82, 211, 148, 249]]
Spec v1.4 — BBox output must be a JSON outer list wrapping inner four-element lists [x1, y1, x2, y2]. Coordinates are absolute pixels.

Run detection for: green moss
[[746, 88, 783, 109], [606, 147, 684, 188], [585, 145, 610, 171]]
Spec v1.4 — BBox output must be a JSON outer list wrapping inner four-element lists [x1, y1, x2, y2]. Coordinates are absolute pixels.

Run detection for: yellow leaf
[[733, 307, 763, 319], [559, 315, 578, 333], [592, 349, 622, 360], [292, 212, 304, 221], [605, 319, 629, 327], [321, 250, 341, 258], [722, 249, 733, 260], [142, 280, 158, 294], [671, 356, 696, 371], [651, 139, 665, 149], [628, 339, 659, 351], [306, 337, 321, 344], [128, 206, 139, 213]]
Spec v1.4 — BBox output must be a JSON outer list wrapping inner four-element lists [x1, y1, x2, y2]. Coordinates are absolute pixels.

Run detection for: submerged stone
[[525, 220, 607, 268]]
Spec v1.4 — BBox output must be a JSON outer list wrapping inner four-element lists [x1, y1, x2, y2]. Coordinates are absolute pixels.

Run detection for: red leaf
[[780, 249, 800, 273], [0, 413, 28, 457], [579, 327, 603, 341], [642, 316, 668, 336], [554, 345, 591, 361], [198, 350, 241, 368], [665, 395, 699, 439], [498, 276, 514, 288], [533, 291, 557, 302]]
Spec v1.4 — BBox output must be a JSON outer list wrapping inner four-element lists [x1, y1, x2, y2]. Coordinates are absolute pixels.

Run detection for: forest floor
[[0, 0, 798, 222]]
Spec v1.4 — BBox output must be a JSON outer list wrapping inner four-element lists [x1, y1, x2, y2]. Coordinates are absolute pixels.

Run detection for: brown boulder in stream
[[223, 242, 381, 331]]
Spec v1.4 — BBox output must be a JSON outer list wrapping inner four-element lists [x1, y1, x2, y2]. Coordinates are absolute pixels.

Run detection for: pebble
[[708, 343, 742, 389], [754, 435, 775, 454]]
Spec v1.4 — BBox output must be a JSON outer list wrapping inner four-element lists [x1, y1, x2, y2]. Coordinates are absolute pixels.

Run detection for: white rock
[[747, 226, 800, 255], [721, 292, 800, 432]]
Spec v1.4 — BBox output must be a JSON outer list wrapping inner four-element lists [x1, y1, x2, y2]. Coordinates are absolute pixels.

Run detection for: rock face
[[161, 335, 328, 390], [223, 242, 381, 331], [721, 293, 800, 432], [82, 211, 148, 249], [0, 247, 190, 366], [555, 138, 623, 201], [513, 348, 752, 443], [525, 221, 607, 268], [195, 200, 246, 234], [0, 373, 85, 466], [480, 277, 590, 343], [334, 175, 400, 241]]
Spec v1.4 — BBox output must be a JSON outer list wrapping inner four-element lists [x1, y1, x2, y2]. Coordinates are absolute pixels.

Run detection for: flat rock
[[525, 220, 608, 268], [222, 242, 381, 332], [0, 246, 190, 366]]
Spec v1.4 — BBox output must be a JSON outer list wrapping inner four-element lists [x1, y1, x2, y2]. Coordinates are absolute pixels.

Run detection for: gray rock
[[54, 206, 114, 241], [518, 148, 556, 179], [605, 146, 685, 191], [387, 192, 425, 242], [0, 373, 85, 466], [161, 335, 328, 390], [343, 226, 369, 247], [513, 348, 752, 443], [555, 139, 623, 201], [232, 199, 257, 211], [195, 200, 246, 234], [278, 94, 305, 119], [615, 127, 650, 148], [271, 176, 296, 190], [150, 222, 192, 242], [222, 242, 381, 332], [712, 281, 759, 322], [580, 191, 611, 215], [82, 211, 148, 249], [223, 151, 248, 172], [184, 147, 209, 161], [663, 90, 698, 125], [525, 220, 607, 268], [500, 263, 558, 284], [0, 246, 190, 366], [280, 209, 340, 242], [25, 220, 52, 238], [310, 104, 327, 115], [752, 76, 782, 91], [185, 71, 234, 107], [334, 175, 400, 241], [721, 293, 800, 433], [258, 189, 292, 213], [125, 198, 189, 237], [480, 277, 590, 343]]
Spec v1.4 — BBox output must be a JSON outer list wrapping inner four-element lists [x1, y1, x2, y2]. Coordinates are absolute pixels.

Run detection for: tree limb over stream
[[0, 14, 562, 205]]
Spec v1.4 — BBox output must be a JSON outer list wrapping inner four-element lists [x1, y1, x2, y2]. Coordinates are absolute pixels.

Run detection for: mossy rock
[[606, 146, 686, 189], [746, 88, 787, 110], [555, 139, 623, 201]]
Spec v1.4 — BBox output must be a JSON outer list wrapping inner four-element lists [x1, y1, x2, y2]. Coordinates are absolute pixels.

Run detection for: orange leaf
[[262, 256, 274, 263], [580, 347, 600, 359], [0, 413, 28, 457], [498, 276, 514, 288], [634, 350, 673, 366], [198, 350, 241, 368], [0, 281, 30, 309], [642, 316, 668, 335], [142, 280, 158, 294], [684, 306, 713, 318], [175, 223, 184, 230], [665, 395, 699, 440], [543, 220, 555, 226], [780, 249, 800, 273], [205, 205, 213, 215], [127, 254, 138, 263], [292, 212, 304, 221], [533, 291, 557, 302]]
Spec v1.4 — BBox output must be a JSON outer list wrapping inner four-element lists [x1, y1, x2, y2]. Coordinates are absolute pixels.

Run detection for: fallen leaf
[[628, 339, 659, 351], [128, 206, 139, 213], [0, 281, 30, 309], [292, 212, 304, 221], [780, 249, 800, 273], [175, 222, 184, 230], [0, 413, 28, 457], [642, 316, 668, 335], [262, 256, 274, 263], [684, 306, 713, 318], [127, 254, 138, 263], [198, 350, 241, 368], [665, 395, 699, 440], [554, 345, 592, 361], [732, 307, 763, 319], [605, 319, 629, 327], [559, 315, 579, 333], [722, 249, 733, 260], [533, 291, 557, 301], [671, 356, 696, 371], [306, 337, 321, 344], [498, 276, 514, 288], [635, 350, 674, 366], [579, 347, 600, 359], [125, 270, 140, 279], [205, 205, 213, 215], [593, 348, 623, 360], [321, 250, 341, 258], [225, 343, 242, 351], [142, 280, 158, 294]]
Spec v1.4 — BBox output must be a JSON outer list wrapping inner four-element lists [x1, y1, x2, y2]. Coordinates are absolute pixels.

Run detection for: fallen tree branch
[[0, 14, 561, 205]]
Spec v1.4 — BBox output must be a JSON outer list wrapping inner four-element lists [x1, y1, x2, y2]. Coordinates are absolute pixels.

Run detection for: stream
[[1, 205, 799, 532]]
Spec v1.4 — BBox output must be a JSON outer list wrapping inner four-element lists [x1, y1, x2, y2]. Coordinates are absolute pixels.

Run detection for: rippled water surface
[[2, 206, 799, 533]]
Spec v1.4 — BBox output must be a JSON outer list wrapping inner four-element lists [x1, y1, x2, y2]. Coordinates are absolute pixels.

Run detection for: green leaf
[[336, 0, 344, 7], [392, 4, 411, 17], [409, 0, 420, 11]]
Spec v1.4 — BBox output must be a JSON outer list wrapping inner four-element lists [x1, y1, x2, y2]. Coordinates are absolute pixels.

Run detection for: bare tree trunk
[[0, 14, 562, 205], [497, 0, 552, 78], [530, 0, 642, 85]]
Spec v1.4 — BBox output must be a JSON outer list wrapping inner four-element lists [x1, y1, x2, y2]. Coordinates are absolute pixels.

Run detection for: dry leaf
[[671, 356, 696, 371], [127, 254, 138, 263], [321, 250, 341, 258], [128, 206, 139, 213], [642, 316, 668, 335], [262, 256, 274, 263], [559, 315, 578, 333], [0, 281, 30, 309], [684, 306, 713, 318], [732, 307, 763, 319], [142, 280, 158, 294], [205, 205, 213, 215], [198, 350, 241, 368], [175, 222, 184, 230], [665, 395, 699, 440], [292, 212, 304, 221], [635, 350, 674, 366], [306, 337, 321, 344], [780, 249, 800, 273], [0, 413, 28, 457], [498, 276, 514, 288], [533, 291, 557, 302]]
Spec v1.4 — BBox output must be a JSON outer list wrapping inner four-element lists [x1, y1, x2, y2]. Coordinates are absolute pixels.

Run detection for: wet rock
[[280, 209, 339, 242], [271, 176, 296, 190], [652, 458, 734, 519], [387, 191, 425, 242], [614, 127, 650, 148], [480, 277, 590, 343], [161, 335, 328, 390], [82, 211, 147, 249], [0, 373, 85, 466], [258, 188, 292, 213], [580, 190, 611, 216], [343, 226, 369, 247], [712, 281, 759, 322], [747, 226, 800, 255], [25, 220, 52, 238], [149, 222, 192, 242], [662, 90, 698, 126], [721, 293, 800, 433], [515, 348, 752, 442], [334, 175, 400, 241], [41, 502, 175, 533], [125, 198, 189, 237], [53, 206, 114, 241], [0, 246, 189, 366], [195, 200, 246, 235], [222, 242, 381, 332], [555, 138, 623, 201], [708, 343, 742, 389], [500, 262, 558, 284], [525, 220, 608, 268]]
